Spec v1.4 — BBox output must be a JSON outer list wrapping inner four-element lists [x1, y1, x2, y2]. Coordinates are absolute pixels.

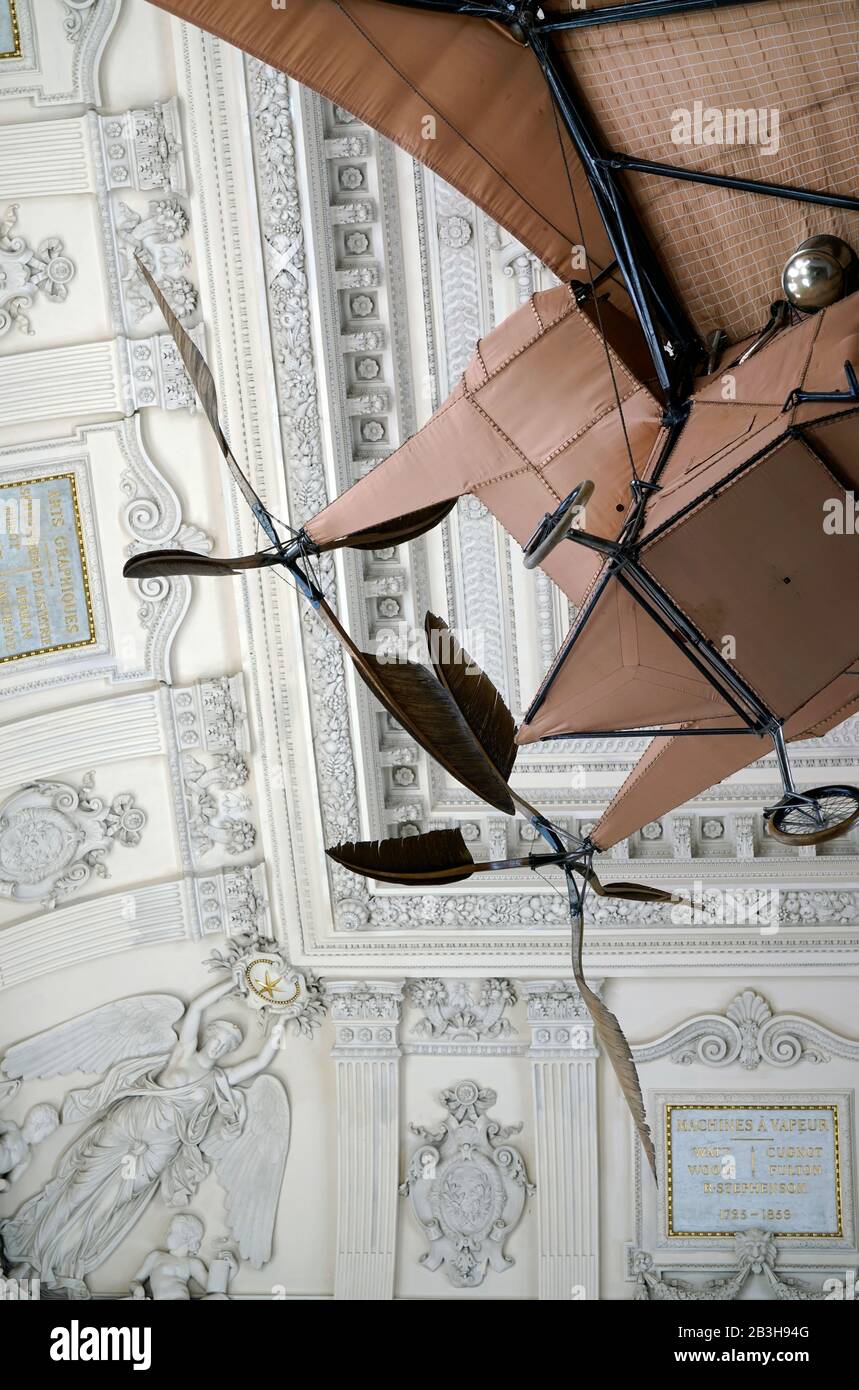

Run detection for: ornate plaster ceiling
[[1, 0, 858, 994]]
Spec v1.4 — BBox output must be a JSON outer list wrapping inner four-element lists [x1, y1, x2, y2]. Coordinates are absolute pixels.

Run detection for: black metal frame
[[283, 0, 859, 806], [370, 0, 859, 403]]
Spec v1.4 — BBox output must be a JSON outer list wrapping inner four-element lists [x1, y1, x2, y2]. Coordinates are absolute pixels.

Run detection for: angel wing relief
[[119, 1, 859, 1171], [0, 970, 294, 1294]]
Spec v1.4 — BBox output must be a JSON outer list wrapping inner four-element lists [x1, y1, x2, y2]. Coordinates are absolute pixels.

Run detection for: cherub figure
[[0, 1103, 59, 1191], [129, 1214, 209, 1301]]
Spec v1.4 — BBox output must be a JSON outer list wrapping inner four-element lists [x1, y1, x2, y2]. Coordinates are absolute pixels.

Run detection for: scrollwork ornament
[[0, 773, 146, 909], [400, 1081, 533, 1287], [633, 1230, 839, 1301], [0, 205, 76, 338]]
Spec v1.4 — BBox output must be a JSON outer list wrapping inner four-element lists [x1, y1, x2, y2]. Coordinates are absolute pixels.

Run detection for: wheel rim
[[766, 787, 859, 845], [523, 480, 595, 570]]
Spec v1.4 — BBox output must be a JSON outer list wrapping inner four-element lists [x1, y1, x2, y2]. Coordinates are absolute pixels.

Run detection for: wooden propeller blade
[[425, 613, 517, 782], [318, 499, 457, 553], [571, 889, 656, 1179], [123, 548, 283, 579], [327, 828, 477, 886], [135, 257, 282, 551], [318, 599, 515, 815]]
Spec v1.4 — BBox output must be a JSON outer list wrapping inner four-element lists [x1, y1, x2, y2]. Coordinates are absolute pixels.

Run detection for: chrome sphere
[[782, 235, 856, 312]]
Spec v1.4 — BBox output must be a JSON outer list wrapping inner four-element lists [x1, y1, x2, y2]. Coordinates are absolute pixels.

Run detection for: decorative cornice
[[631, 1230, 847, 1301], [189, 864, 271, 939], [167, 675, 258, 865], [328, 981, 403, 1020], [632, 989, 859, 1069], [407, 977, 519, 1047], [328, 980, 403, 1056]]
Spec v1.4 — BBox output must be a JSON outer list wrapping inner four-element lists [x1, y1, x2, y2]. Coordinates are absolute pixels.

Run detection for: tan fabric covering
[[583, 291, 859, 848], [151, 0, 858, 343], [592, 671, 859, 851], [519, 573, 733, 740], [147, 0, 859, 847], [145, 0, 620, 298], [645, 436, 859, 714], [561, 0, 859, 338], [308, 286, 663, 609], [519, 291, 859, 742]]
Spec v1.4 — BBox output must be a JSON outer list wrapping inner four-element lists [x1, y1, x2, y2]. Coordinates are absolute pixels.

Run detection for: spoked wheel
[[765, 785, 859, 846], [523, 480, 595, 570]]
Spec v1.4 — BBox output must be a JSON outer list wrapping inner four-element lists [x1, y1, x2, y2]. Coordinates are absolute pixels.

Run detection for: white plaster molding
[[525, 981, 600, 1300], [0, 120, 92, 197], [166, 675, 258, 867], [400, 1079, 534, 1289], [632, 988, 859, 1070], [631, 1230, 852, 1301], [0, 326, 208, 425], [0, 0, 120, 108], [94, 99, 187, 196], [0, 342, 118, 426], [0, 771, 146, 910], [0, 689, 163, 784], [406, 977, 519, 1048], [118, 327, 204, 414], [189, 864, 272, 940], [111, 194, 198, 330], [0, 203, 76, 338], [0, 878, 187, 990], [329, 981, 403, 1300]]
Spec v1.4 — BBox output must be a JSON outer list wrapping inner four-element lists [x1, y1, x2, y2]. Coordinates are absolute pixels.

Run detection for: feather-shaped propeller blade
[[319, 499, 457, 553], [587, 871, 679, 904], [320, 600, 515, 815], [570, 887, 657, 1179], [134, 257, 282, 551], [123, 548, 285, 580], [425, 613, 517, 782], [327, 828, 477, 886]]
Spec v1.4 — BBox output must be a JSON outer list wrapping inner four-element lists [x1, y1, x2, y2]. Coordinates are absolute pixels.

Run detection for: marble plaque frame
[[0, 456, 109, 678], [0, 0, 21, 60], [651, 1090, 856, 1253], [0, 471, 97, 665]]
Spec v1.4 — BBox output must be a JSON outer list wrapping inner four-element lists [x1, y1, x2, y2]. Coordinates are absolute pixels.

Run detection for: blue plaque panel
[[667, 1103, 842, 1238], [0, 1, 20, 60], [0, 474, 96, 663]]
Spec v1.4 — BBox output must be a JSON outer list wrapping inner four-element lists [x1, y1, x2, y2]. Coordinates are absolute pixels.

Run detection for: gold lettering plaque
[[666, 1103, 842, 1239], [0, 474, 96, 663]]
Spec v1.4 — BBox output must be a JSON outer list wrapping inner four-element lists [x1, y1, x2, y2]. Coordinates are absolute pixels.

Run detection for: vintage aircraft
[[125, 0, 859, 1168]]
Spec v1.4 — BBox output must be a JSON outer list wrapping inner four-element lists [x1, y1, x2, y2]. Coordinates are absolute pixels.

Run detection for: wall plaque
[[0, 474, 96, 664], [666, 1101, 842, 1239], [0, 2, 20, 61]]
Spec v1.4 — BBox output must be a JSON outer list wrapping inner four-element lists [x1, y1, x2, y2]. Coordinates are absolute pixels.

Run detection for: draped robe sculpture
[[0, 976, 291, 1295]]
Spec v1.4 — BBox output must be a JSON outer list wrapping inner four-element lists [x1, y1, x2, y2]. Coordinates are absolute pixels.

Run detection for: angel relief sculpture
[[0, 945, 313, 1296]]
